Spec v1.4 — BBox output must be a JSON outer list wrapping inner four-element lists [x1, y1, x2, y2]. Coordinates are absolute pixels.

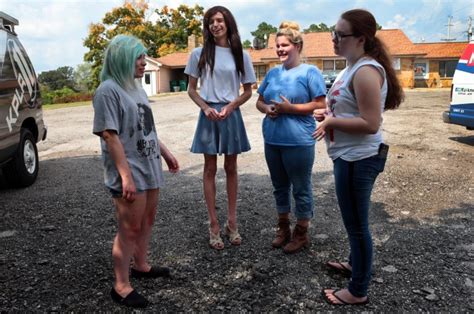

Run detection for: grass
[[43, 100, 91, 110], [42, 91, 187, 110]]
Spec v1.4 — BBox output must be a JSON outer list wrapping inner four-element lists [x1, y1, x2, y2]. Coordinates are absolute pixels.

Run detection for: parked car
[[322, 70, 338, 91], [442, 39, 474, 130], [0, 11, 47, 187]]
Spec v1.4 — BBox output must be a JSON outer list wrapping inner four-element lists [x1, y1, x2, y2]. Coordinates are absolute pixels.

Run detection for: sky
[[1, 0, 473, 73]]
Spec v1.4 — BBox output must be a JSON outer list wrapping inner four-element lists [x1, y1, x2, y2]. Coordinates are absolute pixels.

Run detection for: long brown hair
[[198, 6, 245, 77], [341, 9, 404, 110]]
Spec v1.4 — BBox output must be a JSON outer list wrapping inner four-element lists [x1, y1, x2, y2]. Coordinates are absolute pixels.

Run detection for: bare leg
[[203, 154, 219, 234], [224, 154, 238, 230], [133, 189, 159, 272], [112, 194, 147, 297]]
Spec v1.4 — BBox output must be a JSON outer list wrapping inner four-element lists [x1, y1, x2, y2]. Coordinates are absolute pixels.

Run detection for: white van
[[442, 39, 474, 130]]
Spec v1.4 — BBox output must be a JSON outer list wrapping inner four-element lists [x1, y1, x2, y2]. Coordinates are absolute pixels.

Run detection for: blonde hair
[[276, 21, 303, 53]]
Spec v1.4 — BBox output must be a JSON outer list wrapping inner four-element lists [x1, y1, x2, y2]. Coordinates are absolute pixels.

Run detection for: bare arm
[[187, 76, 220, 121], [313, 66, 383, 140], [101, 130, 136, 202], [159, 140, 179, 173], [219, 83, 253, 119], [272, 95, 326, 115], [256, 94, 278, 119]]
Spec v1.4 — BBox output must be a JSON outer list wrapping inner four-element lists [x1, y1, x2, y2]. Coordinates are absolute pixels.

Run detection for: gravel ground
[[1, 89, 473, 312]]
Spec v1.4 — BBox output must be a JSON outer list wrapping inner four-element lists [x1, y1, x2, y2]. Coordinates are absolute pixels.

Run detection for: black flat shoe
[[130, 265, 171, 278], [110, 288, 149, 308]]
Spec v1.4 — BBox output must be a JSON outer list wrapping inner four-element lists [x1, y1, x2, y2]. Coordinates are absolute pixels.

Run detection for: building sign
[[414, 61, 429, 79]]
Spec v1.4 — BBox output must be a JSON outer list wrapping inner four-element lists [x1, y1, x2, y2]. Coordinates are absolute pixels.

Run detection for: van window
[[0, 31, 6, 68], [439, 60, 457, 78], [1, 35, 16, 81]]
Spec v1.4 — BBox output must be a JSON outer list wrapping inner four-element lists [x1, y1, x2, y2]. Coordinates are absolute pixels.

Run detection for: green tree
[[304, 22, 381, 33], [251, 22, 277, 49], [242, 39, 252, 49], [84, 1, 152, 88], [74, 63, 94, 92], [153, 4, 204, 56], [83, 1, 203, 89], [38, 66, 75, 91], [304, 23, 332, 33]]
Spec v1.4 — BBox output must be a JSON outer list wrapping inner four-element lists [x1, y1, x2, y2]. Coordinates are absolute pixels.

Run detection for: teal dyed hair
[[100, 34, 147, 90]]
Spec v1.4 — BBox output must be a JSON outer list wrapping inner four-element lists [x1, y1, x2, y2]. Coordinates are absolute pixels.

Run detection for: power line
[[441, 15, 456, 41]]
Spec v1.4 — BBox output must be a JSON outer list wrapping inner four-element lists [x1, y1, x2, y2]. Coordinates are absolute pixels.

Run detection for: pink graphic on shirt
[[328, 80, 343, 144]]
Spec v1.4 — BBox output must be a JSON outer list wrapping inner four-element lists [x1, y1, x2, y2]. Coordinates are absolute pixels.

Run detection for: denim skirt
[[190, 103, 251, 155]]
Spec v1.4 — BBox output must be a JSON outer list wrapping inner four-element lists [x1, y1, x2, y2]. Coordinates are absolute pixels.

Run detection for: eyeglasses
[[331, 31, 356, 42]]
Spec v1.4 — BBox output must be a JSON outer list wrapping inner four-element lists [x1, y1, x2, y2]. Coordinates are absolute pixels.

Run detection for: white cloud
[[384, 14, 417, 29], [1, 0, 470, 73]]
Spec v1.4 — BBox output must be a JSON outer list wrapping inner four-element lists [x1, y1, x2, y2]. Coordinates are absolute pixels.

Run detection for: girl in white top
[[313, 9, 403, 305], [185, 6, 256, 250]]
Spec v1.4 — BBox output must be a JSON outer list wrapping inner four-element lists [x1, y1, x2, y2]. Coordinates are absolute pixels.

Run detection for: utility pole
[[468, 16, 472, 42], [441, 15, 456, 42]]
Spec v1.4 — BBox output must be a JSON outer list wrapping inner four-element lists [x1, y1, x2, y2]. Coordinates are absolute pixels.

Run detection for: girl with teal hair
[[100, 34, 147, 90], [92, 34, 180, 308]]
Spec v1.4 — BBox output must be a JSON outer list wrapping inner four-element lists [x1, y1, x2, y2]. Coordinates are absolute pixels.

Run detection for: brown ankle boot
[[283, 224, 309, 254], [271, 217, 291, 248]]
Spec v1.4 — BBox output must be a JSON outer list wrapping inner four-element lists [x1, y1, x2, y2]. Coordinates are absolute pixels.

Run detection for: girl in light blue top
[[185, 6, 256, 250], [256, 21, 326, 254]]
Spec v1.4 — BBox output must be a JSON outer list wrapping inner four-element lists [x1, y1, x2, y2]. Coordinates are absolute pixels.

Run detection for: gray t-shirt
[[184, 46, 256, 103], [92, 79, 164, 191]]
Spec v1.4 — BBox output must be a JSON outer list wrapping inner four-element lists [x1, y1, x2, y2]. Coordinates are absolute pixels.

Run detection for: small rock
[[0, 230, 17, 238], [315, 234, 328, 240], [40, 225, 56, 232], [33, 214, 43, 219], [401, 211, 410, 215], [465, 278, 474, 288], [421, 287, 435, 294], [37, 259, 49, 265], [373, 277, 384, 283], [412, 289, 424, 295], [382, 265, 398, 273], [425, 294, 439, 301]]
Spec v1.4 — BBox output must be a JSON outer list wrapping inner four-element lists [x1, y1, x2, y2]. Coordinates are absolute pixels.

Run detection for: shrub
[[41, 86, 93, 105]]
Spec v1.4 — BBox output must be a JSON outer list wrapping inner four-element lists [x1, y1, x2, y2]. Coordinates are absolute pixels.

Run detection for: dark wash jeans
[[333, 152, 387, 297]]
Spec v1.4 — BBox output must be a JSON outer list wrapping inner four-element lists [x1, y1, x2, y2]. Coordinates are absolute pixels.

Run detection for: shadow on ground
[[449, 135, 474, 147]]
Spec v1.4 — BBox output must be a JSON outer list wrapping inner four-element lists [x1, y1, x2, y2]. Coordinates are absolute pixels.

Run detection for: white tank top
[[325, 57, 388, 161]]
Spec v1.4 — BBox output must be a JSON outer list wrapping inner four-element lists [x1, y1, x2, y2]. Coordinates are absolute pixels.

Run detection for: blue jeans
[[264, 143, 315, 220], [333, 152, 387, 297]]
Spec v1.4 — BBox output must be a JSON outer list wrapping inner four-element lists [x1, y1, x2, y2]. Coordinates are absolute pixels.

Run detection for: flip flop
[[322, 289, 369, 306], [326, 261, 352, 277]]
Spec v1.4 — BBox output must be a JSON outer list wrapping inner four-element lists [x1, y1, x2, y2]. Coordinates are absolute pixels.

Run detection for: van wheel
[[4, 129, 39, 187]]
